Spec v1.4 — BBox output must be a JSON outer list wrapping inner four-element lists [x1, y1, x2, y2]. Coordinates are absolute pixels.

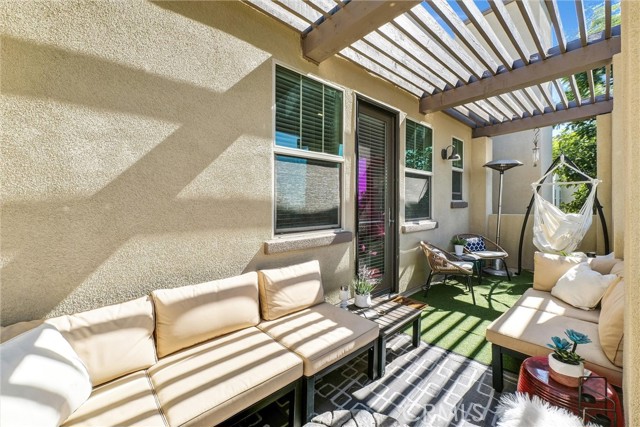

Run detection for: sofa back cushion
[[152, 272, 260, 358], [589, 253, 622, 275], [0, 324, 92, 427], [599, 279, 624, 367], [550, 262, 620, 310], [258, 260, 324, 321], [533, 252, 587, 291], [610, 260, 624, 277], [46, 296, 157, 387]]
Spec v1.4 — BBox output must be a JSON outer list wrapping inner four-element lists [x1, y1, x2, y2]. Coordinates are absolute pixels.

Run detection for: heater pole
[[496, 171, 504, 246]]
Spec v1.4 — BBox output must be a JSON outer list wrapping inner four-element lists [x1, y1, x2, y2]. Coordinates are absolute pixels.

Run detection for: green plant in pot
[[451, 236, 467, 256], [352, 265, 379, 308], [547, 329, 592, 387]]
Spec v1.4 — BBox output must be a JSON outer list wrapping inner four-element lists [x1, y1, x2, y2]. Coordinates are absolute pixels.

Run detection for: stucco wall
[[0, 1, 472, 325], [621, 2, 640, 424]]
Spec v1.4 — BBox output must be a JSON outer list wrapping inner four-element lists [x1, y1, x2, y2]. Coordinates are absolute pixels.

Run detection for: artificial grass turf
[[410, 270, 533, 369]]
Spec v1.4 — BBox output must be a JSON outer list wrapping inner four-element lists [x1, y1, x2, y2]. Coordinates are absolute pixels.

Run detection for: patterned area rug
[[314, 334, 517, 427]]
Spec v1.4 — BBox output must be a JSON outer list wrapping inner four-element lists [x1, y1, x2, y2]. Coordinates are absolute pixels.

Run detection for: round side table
[[517, 356, 623, 427]]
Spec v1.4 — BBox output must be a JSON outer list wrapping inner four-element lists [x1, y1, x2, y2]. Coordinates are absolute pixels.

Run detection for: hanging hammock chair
[[530, 155, 600, 254]]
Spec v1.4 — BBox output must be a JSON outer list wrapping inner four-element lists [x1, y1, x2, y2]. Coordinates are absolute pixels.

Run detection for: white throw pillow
[[0, 324, 92, 427], [551, 262, 619, 310]]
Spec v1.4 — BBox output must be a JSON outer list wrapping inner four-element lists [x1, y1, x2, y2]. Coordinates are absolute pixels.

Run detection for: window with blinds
[[405, 120, 432, 221], [274, 65, 344, 234], [452, 137, 464, 201]]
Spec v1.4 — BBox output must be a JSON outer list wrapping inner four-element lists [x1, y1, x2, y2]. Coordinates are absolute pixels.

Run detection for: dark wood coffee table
[[517, 356, 623, 426], [348, 296, 426, 378]]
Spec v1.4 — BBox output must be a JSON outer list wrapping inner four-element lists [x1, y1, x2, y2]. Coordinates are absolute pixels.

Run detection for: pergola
[[246, 0, 620, 137]]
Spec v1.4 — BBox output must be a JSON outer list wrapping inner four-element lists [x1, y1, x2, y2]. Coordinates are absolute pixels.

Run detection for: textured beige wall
[[621, 2, 640, 424], [0, 1, 471, 324]]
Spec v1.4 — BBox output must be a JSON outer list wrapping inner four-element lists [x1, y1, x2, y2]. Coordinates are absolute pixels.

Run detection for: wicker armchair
[[454, 233, 511, 280], [419, 241, 476, 305]]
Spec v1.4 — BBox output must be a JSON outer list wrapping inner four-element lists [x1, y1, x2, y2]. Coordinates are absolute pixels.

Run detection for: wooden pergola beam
[[420, 37, 620, 113], [302, 0, 419, 63], [472, 100, 613, 137]]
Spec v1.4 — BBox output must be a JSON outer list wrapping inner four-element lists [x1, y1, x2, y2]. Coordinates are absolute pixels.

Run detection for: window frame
[[272, 62, 346, 236], [451, 136, 464, 202], [404, 119, 433, 221]]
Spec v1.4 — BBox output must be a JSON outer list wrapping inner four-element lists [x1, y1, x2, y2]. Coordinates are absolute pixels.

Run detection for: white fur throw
[[496, 393, 598, 427]]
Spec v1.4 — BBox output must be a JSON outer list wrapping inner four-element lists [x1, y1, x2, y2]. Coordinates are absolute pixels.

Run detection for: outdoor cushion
[[588, 253, 621, 275], [610, 260, 624, 277], [515, 288, 600, 324], [148, 326, 302, 427], [258, 260, 325, 321], [599, 279, 624, 367], [470, 250, 507, 259], [62, 371, 165, 427], [152, 272, 260, 357], [551, 263, 619, 310], [0, 319, 44, 344], [258, 302, 379, 376], [1, 324, 92, 427], [46, 296, 157, 387], [533, 251, 587, 291], [486, 305, 622, 386]]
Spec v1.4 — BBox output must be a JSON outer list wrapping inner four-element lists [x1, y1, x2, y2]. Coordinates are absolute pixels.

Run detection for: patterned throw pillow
[[465, 237, 486, 252]]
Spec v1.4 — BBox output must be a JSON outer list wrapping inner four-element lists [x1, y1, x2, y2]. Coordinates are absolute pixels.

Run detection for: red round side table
[[517, 356, 623, 427]]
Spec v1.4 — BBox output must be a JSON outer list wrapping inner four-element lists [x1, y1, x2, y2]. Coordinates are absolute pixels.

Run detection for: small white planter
[[355, 293, 372, 308], [454, 245, 464, 256], [548, 353, 584, 387]]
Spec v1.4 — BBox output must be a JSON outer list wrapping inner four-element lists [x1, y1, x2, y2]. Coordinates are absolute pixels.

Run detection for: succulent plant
[[547, 329, 592, 365]]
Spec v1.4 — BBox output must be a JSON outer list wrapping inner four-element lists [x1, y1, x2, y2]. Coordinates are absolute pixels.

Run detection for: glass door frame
[[355, 97, 399, 295]]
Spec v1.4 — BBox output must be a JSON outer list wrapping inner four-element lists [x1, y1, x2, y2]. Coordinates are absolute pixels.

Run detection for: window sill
[[401, 220, 438, 233], [450, 201, 468, 209], [264, 230, 353, 254]]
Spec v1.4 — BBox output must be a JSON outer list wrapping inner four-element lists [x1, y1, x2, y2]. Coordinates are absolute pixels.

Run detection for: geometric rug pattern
[[314, 334, 517, 426]]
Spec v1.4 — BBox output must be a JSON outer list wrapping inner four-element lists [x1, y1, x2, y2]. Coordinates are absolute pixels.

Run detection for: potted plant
[[352, 265, 379, 308], [451, 236, 467, 256], [547, 329, 592, 387]]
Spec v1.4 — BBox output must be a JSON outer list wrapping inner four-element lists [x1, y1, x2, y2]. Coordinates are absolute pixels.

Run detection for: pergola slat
[[245, 0, 310, 32], [489, 0, 532, 63], [587, 69, 596, 104], [303, 0, 331, 20], [389, 17, 469, 86], [485, 96, 514, 121], [373, 24, 456, 88], [516, 0, 547, 59], [605, 63, 611, 100], [568, 75, 582, 107], [352, 38, 437, 93], [522, 87, 546, 115], [427, 0, 500, 75], [444, 108, 478, 128], [276, 0, 321, 27], [510, 90, 535, 117], [605, 0, 612, 39], [553, 80, 570, 110], [545, 0, 567, 54], [575, 0, 588, 47], [458, 0, 514, 70], [538, 83, 556, 112], [407, 7, 484, 80], [419, 36, 620, 113], [339, 47, 423, 97], [495, 93, 523, 119], [303, 0, 420, 63], [473, 99, 613, 137]]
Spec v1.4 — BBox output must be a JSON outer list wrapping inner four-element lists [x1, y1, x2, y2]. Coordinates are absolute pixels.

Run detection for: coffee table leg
[[377, 336, 386, 378], [412, 317, 421, 348]]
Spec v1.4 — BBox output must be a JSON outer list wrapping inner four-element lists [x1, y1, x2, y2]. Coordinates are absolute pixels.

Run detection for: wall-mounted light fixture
[[441, 145, 461, 161]]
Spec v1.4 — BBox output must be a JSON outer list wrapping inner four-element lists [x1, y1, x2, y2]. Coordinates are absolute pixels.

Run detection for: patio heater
[[483, 159, 523, 276]]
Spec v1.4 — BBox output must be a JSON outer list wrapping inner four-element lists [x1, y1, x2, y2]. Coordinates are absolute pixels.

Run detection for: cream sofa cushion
[[148, 327, 302, 427], [46, 296, 157, 387], [258, 260, 324, 320], [152, 272, 260, 357], [62, 371, 165, 427], [0, 319, 44, 343], [486, 305, 622, 386], [258, 302, 379, 376], [599, 279, 624, 367], [1, 324, 92, 427], [516, 288, 600, 323], [551, 263, 619, 310], [588, 253, 621, 275], [533, 252, 587, 291], [610, 260, 624, 277]]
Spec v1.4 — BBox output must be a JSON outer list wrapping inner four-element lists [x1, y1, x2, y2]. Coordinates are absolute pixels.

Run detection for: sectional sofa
[[486, 252, 624, 391], [0, 260, 379, 426]]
